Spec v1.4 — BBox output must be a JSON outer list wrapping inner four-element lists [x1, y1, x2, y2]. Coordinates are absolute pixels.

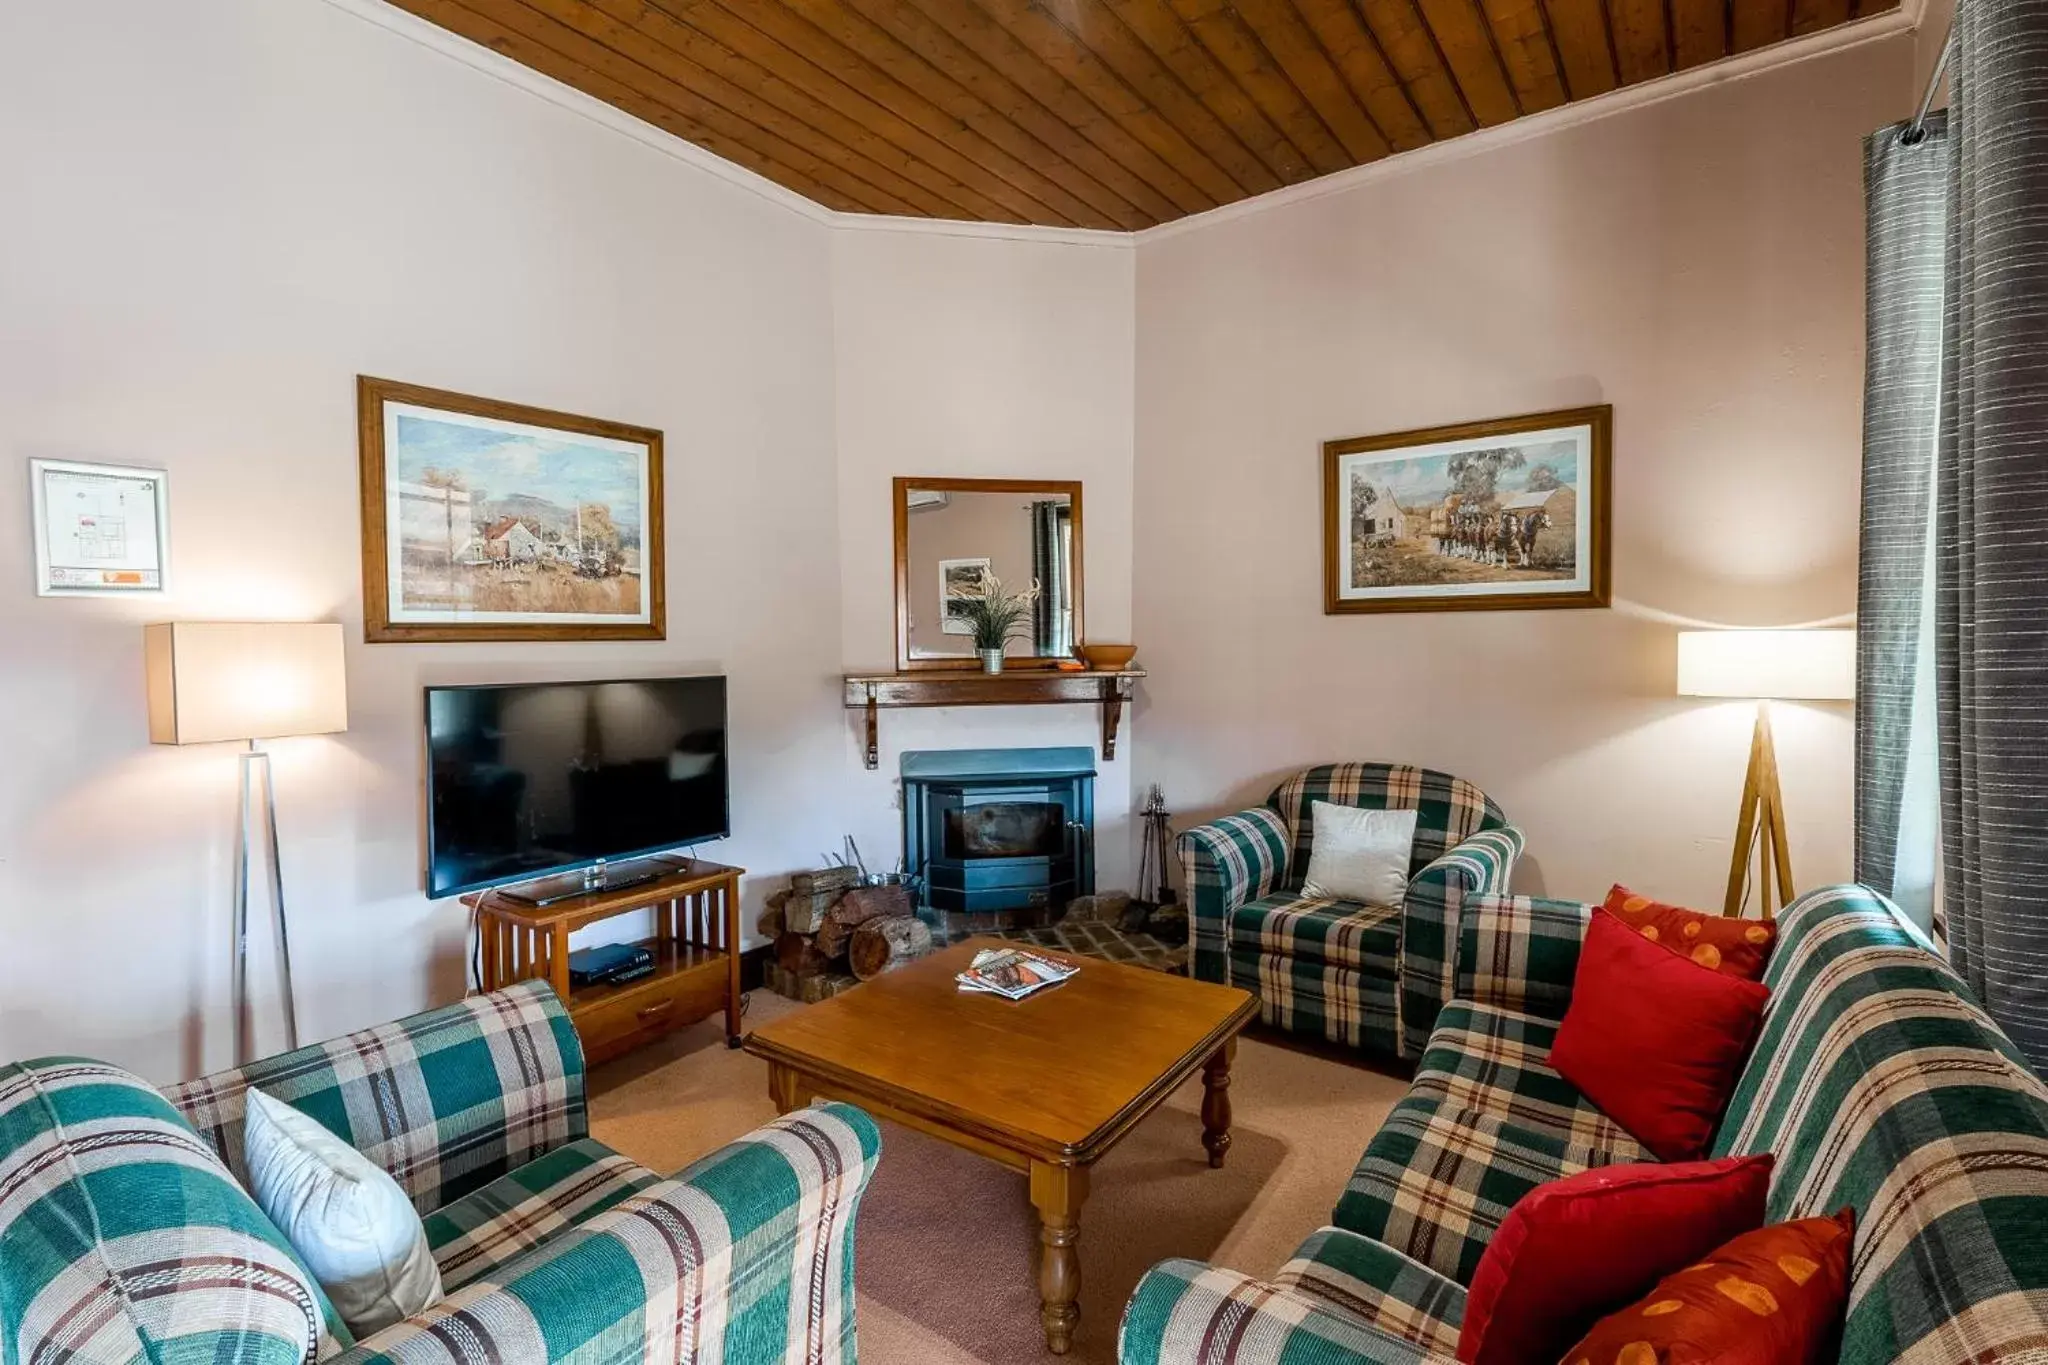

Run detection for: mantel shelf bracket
[[1101, 675, 1135, 761], [843, 670, 1143, 771], [862, 682, 879, 771]]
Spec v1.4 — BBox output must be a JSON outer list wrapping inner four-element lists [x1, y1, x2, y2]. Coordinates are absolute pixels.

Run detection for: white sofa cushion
[[1302, 801, 1418, 906], [243, 1087, 442, 1337]]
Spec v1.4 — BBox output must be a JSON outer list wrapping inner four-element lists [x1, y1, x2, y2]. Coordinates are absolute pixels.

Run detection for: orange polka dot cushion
[[1562, 1209, 1854, 1365], [1603, 884, 1777, 981]]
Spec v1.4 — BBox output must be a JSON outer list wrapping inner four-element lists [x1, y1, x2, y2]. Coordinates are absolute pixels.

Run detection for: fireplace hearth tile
[[922, 911, 1186, 974]]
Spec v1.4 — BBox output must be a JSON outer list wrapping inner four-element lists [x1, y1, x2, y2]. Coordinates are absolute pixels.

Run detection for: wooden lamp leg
[[1760, 712, 1793, 914], [1723, 700, 1793, 918]]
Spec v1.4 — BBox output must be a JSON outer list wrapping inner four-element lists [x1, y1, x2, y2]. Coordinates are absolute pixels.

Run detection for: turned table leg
[[767, 1062, 804, 1115], [1202, 1038, 1236, 1169], [1030, 1161, 1089, 1355]]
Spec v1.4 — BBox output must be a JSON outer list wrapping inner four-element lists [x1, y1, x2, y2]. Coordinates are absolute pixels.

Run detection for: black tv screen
[[424, 676, 729, 898]]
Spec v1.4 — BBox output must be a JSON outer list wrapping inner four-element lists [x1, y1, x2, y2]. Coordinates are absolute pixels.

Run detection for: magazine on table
[[956, 947, 1078, 1000]]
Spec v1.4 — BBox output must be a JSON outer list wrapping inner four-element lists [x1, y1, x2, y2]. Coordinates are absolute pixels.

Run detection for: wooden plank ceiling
[[388, 0, 1894, 228]]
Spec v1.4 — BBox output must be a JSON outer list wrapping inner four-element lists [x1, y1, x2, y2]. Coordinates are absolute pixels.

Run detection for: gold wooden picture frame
[[893, 476, 1085, 671], [358, 376, 665, 643], [1322, 405, 1611, 615]]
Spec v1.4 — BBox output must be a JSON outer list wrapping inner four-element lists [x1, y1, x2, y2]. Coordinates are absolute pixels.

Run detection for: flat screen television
[[423, 676, 729, 899]]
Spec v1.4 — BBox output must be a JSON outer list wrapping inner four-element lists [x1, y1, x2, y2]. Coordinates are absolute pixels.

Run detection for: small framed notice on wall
[[30, 459, 170, 596]]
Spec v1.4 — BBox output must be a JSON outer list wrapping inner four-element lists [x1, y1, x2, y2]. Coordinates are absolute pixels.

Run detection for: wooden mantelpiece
[[843, 669, 1143, 771]]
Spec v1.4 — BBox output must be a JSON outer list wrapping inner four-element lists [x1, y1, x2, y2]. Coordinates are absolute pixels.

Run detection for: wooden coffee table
[[743, 938, 1257, 1355]]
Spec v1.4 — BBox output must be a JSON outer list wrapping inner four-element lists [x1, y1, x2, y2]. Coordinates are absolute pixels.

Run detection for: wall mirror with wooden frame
[[894, 477, 1083, 672]]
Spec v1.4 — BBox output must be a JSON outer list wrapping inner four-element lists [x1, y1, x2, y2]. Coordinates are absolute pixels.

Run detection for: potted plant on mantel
[[952, 569, 1040, 674]]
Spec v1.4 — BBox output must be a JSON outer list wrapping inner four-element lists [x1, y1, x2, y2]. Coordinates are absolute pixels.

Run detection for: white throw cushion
[[1301, 801, 1419, 906], [242, 1087, 442, 1337]]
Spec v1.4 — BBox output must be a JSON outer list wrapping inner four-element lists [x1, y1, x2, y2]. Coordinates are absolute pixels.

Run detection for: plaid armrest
[[1119, 1259, 1458, 1365], [1274, 1229, 1464, 1356], [1179, 807, 1290, 984], [166, 980, 585, 1215], [1454, 894, 1592, 1020], [1398, 826, 1524, 1057], [2, 1058, 350, 1361], [335, 1102, 882, 1365]]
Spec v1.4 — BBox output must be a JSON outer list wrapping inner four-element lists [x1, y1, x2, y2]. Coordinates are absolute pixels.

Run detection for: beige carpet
[[588, 992, 1409, 1364]]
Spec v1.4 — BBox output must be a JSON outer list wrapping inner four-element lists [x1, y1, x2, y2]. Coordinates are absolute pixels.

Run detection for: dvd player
[[567, 942, 657, 989]]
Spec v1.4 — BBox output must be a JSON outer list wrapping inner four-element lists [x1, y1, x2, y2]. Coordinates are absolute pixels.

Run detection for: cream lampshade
[[145, 621, 348, 1062], [145, 622, 348, 744], [1677, 629, 1856, 702], [1676, 628, 1855, 919]]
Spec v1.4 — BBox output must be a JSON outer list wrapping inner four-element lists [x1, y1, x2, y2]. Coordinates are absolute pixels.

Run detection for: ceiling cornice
[[321, 0, 1916, 252], [828, 212, 1131, 250], [315, 0, 839, 227], [1133, 5, 1916, 245]]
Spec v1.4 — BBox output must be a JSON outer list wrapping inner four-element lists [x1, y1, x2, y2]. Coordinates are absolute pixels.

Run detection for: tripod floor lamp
[[145, 622, 348, 1063], [1676, 629, 1855, 919]]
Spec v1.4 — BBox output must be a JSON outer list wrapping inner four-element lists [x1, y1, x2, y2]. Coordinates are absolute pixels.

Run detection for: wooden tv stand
[[467, 857, 745, 1066]]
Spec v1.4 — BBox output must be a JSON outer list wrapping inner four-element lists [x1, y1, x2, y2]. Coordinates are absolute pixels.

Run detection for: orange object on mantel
[[1078, 643, 1138, 671]]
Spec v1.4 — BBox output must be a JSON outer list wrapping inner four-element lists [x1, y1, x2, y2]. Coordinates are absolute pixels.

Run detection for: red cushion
[[1562, 1209, 1855, 1365], [1603, 883, 1777, 981], [1549, 910, 1770, 1161], [1457, 1154, 1774, 1365]]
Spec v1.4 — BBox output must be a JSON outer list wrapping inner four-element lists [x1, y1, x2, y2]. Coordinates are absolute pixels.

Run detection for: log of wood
[[783, 888, 842, 935], [757, 891, 789, 939], [849, 915, 934, 981], [812, 915, 855, 961], [830, 883, 912, 929], [790, 866, 862, 897], [776, 932, 830, 976], [765, 961, 859, 1004]]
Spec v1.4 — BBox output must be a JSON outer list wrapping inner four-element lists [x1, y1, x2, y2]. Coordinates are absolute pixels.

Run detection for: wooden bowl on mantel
[[1078, 643, 1138, 672]]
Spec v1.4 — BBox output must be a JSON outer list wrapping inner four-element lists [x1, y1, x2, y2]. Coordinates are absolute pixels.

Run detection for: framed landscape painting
[[358, 376, 664, 642], [1322, 405, 1611, 615]]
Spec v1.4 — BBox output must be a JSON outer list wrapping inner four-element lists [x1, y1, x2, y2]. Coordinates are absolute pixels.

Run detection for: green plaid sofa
[[1120, 883, 2048, 1364], [1178, 763, 1523, 1059], [2, 980, 881, 1364]]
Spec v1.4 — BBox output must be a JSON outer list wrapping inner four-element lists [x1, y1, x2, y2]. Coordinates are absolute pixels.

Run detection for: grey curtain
[[1855, 114, 1948, 926], [1937, 0, 2048, 1066], [1031, 500, 1071, 656]]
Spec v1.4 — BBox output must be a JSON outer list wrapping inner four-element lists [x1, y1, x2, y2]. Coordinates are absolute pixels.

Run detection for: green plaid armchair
[[1178, 763, 1523, 1058], [1121, 884, 2048, 1364], [1, 981, 881, 1365]]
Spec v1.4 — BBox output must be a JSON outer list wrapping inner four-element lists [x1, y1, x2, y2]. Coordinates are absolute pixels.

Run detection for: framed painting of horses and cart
[[1322, 405, 1611, 614]]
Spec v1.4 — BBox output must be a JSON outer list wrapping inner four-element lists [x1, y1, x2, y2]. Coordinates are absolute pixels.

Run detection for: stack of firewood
[[758, 867, 935, 1003]]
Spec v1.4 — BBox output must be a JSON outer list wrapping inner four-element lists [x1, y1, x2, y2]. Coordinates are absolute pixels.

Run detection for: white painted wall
[[0, 0, 850, 1080], [1130, 35, 1917, 909], [830, 228, 1139, 891], [0, 0, 1144, 1083], [0, 0, 1921, 1083]]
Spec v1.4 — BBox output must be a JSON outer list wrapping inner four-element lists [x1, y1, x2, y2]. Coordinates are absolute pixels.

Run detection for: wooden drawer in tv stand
[[466, 858, 744, 1067]]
